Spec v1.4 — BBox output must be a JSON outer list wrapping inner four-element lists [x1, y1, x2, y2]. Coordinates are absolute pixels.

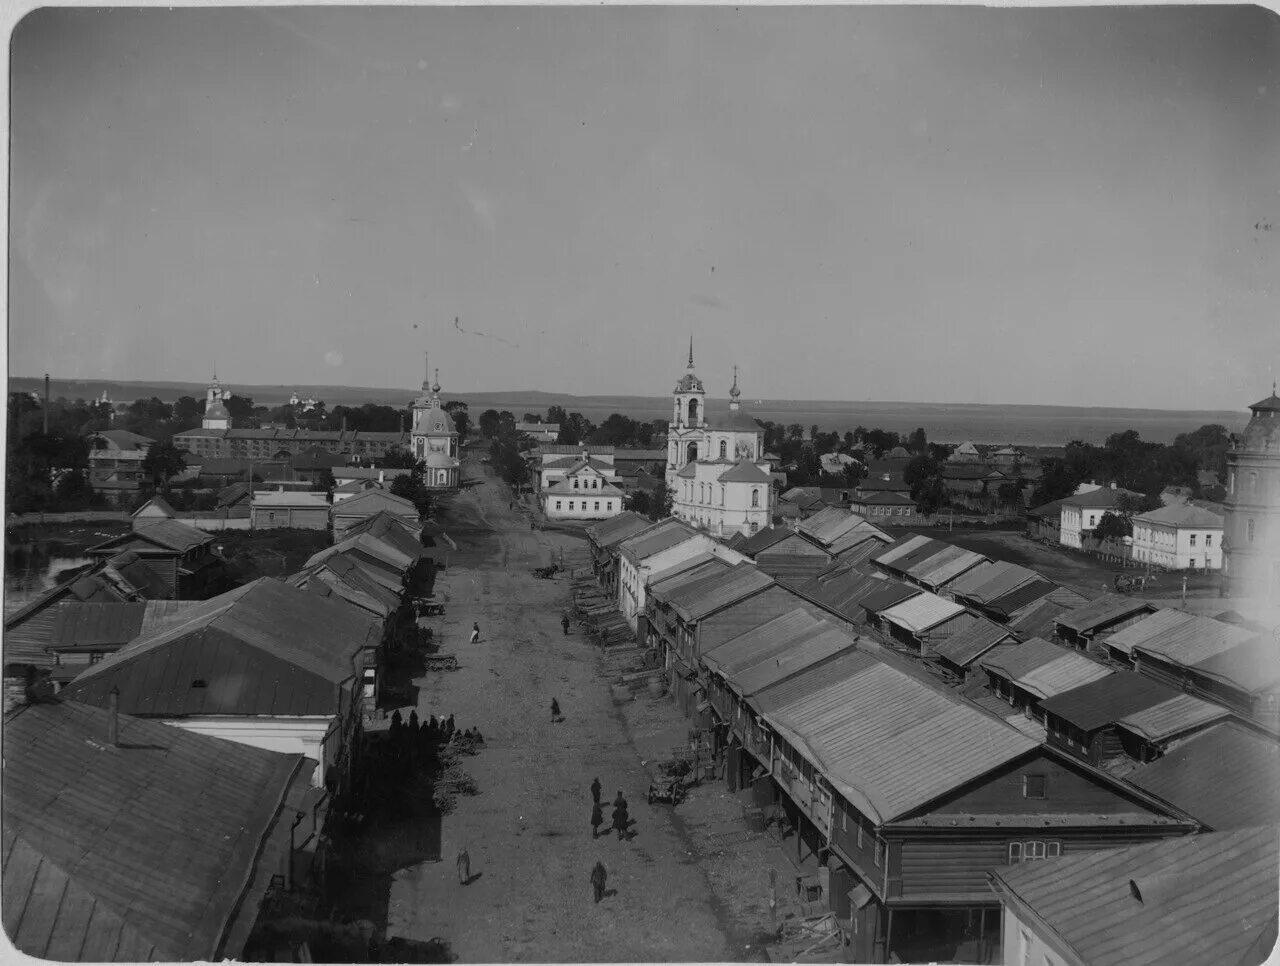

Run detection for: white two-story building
[[1131, 502, 1225, 571]]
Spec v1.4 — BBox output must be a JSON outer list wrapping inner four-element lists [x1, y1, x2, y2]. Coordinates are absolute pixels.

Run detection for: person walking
[[445, 714, 456, 740], [590, 800, 604, 839], [612, 797, 629, 841], [590, 861, 608, 904], [591, 777, 602, 806], [470, 622, 481, 644], [551, 698, 561, 721], [408, 709, 420, 735], [561, 614, 571, 636], [456, 848, 471, 885]]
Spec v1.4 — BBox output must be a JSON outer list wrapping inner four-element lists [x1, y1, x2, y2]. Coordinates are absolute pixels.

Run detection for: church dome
[[675, 373, 704, 393], [1240, 393, 1280, 452], [710, 408, 761, 433], [419, 409, 458, 435]]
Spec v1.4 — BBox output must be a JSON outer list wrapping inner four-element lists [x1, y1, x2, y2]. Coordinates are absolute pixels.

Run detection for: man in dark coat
[[590, 861, 608, 903], [590, 801, 604, 838], [408, 709, 420, 735], [551, 698, 560, 721], [561, 614, 571, 636], [612, 798, 629, 840], [445, 714, 456, 739], [590, 777, 602, 805], [456, 848, 471, 885]]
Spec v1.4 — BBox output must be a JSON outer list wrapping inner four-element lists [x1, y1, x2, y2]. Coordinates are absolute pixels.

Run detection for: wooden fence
[[6, 510, 130, 525]]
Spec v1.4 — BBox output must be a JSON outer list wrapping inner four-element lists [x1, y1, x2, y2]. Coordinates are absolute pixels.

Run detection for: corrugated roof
[[797, 508, 869, 548], [765, 661, 1037, 823], [1015, 652, 1112, 700], [991, 826, 1279, 966], [2, 700, 315, 961], [908, 544, 989, 588], [1117, 694, 1232, 743], [1127, 722, 1280, 831], [1038, 672, 1180, 732], [1056, 594, 1156, 634], [672, 565, 775, 622], [879, 593, 966, 635], [1104, 609, 1197, 656], [618, 519, 696, 564], [1134, 615, 1259, 668], [643, 550, 717, 588], [931, 617, 1015, 668], [60, 579, 380, 717]]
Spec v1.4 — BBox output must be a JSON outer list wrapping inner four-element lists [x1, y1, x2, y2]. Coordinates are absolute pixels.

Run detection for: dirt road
[[383, 460, 738, 962]]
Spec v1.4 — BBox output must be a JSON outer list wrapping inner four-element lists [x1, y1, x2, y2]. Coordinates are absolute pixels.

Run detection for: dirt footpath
[[384, 463, 740, 962]]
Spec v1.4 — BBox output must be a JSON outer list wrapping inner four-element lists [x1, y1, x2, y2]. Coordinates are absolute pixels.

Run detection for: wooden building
[[85, 520, 221, 599]]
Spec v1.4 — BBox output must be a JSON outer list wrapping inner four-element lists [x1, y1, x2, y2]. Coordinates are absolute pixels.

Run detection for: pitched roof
[[60, 579, 380, 717], [750, 649, 880, 715], [618, 519, 697, 564], [1060, 486, 1142, 508], [648, 556, 732, 597], [670, 565, 775, 622], [249, 491, 331, 508], [1038, 671, 1181, 732], [702, 608, 831, 676], [586, 511, 652, 549], [1126, 722, 1280, 831], [981, 578, 1058, 619], [765, 660, 1037, 824], [1132, 614, 1260, 668], [716, 460, 773, 484], [870, 533, 930, 567], [1190, 638, 1280, 694], [858, 580, 923, 615], [1056, 594, 1157, 634], [947, 560, 1043, 605], [878, 593, 967, 635], [328, 488, 419, 518], [2, 699, 316, 961], [788, 564, 900, 624], [930, 617, 1016, 668], [544, 477, 626, 497], [980, 636, 1069, 679], [740, 526, 819, 557], [878, 537, 951, 576], [728, 625, 858, 699], [906, 544, 989, 588], [1133, 502, 1226, 528], [1025, 497, 1068, 520], [1117, 694, 1233, 744], [991, 826, 1279, 966], [1005, 597, 1070, 641], [130, 495, 176, 518]]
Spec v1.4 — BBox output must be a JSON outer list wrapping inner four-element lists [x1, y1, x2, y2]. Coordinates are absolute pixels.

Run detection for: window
[[1023, 774, 1046, 799], [841, 809, 848, 833], [1088, 514, 1097, 527], [1189, 558, 1196, 569], [719, 440, 727, 459], [594, 502, 600, 511], [856, 816, 863, 849], [1009, 840, 1061, 863], [89, 652, 104, 665], [1248, 518, 1256, 542], [752, 489, 760, 508], [720, 486, 725, 506], [555, 501, 562, 510], [873, 838, 884, 868], [569, 502, 575, 510], [573, 478, 579, 490], [1205, 534, 1213, 547], [1190, 534, 1197, 546]]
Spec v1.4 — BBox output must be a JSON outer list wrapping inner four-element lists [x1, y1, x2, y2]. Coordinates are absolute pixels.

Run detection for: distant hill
[[7, 375, 1244, 446]]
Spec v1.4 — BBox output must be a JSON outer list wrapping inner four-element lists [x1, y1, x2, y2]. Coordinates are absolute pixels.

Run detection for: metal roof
[[328, 488, 418, 518], [907, 544, 989, 588], [765, 661, 1037, 823], [618, 519, 697, 564], [89, 519, 215, 555], [1056, 594, 1157, 634], [648, 557, 732, 598], [980, 637, 1069, 679], [716, 460, 773, 484], [1104, 609, 1197, 656], [1133, 502, 1225, 528], [789, 564, 898, 624], [1117, 694, 1232, 743], [938, 560, 1002, 597], [61, 579, 380, 717], [826, 522, 892, 558], [879, 538, 951, 577], [991, 826, 1278, 966], [1133, 615, 1259, 668], [1038, 671, 1181, 732], [950, 561, 1043, 604], [1189, 638, 1280, 693], [730, 627, 858, 698], [1005, 597, 1071, 641], [878, 593, 967, 635], [2, 699, 315, 961], [858, 580, 922, 615], [701, 608, 826, 675], [869, 533, 930, 567], [673, 565, 776, 622], [930, 617, 1015, 667], [644, 551, 718, 588], [1015, 652, 1112, 700], [982, 578, 1057, 619], [750, 649, 880, 715], [796, 509, 882, 549], [46, 602, 148, 648], [1127, 722, 1280, 831]]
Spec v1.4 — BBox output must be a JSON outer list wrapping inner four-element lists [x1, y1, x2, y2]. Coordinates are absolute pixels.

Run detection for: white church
[[410, 359, 461, 489], [665, 342, 774, 538]]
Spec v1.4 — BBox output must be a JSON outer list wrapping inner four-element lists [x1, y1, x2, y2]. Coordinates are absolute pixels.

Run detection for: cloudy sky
[[9, 5, 1279, 409]]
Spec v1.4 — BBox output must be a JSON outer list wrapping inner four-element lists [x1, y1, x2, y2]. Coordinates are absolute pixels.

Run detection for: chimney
[[107, 686, 120, 747]]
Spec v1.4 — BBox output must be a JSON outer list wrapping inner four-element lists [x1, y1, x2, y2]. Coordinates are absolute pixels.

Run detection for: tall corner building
[[1223, 388, 1280, 606]]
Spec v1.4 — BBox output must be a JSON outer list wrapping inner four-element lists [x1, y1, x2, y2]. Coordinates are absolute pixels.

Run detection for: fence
[[6, 510, 130, 525]]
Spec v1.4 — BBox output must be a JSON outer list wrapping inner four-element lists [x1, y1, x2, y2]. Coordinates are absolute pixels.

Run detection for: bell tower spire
[[729, 365, 741, 411], [688, 336, 695, 370]]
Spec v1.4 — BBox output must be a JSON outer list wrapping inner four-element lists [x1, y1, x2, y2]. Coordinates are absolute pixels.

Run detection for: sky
[[8, 4, 1280, 410]]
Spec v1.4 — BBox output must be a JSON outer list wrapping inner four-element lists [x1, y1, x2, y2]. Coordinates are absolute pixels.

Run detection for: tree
[[863, 429, 901, 458], [223, 394, 255, 425], [172, 395, 202, 424], [908, 427, 928, 454], [311, 469, 336, 493], [478, 409, 501, 438], [626, 490, 653, 516], [141, 441, 187, 492], [442, 400, 470, 439], [1093, 511, 1132, 541], [650, 482, 674, 521], [522, 413, 542, 424], [558, 412, 596, 447], [546, 405, 569, 427], [381, 446, 417, 469], [390, 468, 432, 517]]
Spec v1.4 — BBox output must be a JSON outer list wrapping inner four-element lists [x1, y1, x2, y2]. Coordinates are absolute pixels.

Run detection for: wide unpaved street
[[379, 458, 807, 963]]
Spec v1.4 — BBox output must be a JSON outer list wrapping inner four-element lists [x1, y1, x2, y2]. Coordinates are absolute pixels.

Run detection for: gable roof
[[765, 659, 1038, 824], [249, 490, 331, 508], [739, 525, 812, 556], [991, 826, 1279, 966], [328, 488, 419, 518], [130, 495, 176, 519], [1056, 594, 1157, 635], [906, 544, 989, 588], [716, 460, 773, 484], [870, 533, 930, 567], [947, 560, 1043, 605], [1104, 610, 1210, 658], [930, 616, 1016, 668], [618, 519, 697, 564], [1190, 638, 1280, 694], [878, 592, 967, 635], [1117, 693, 1233, 744], [1125, 722, 1280, 831], [2, 699, 316, 961], [1005, 597, 1071, 641], [87, 520, 215, 557], [1133, 502, 1225, 528], [750, 649, 881, 715], [981, 578, 1058, 619], [59, 579, 380, 717], [788, 564, 900, 625], [669, 565, 775, 622], [1060, 486, 1143, 508], [1015, 651, 1112, 700], [1132, 614, 1260, 668], [701, 608, 831, 676], [728, 625, 858, 699], [1038, 671, 1181, 733], [586, 511, 652, 550], [648, 556, 732, 597], [858, 580, 923, 615], [980, 636, 1069, 679]]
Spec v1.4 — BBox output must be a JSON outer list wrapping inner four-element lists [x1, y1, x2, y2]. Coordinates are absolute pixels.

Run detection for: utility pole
[[43, 373, 50, 434]]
